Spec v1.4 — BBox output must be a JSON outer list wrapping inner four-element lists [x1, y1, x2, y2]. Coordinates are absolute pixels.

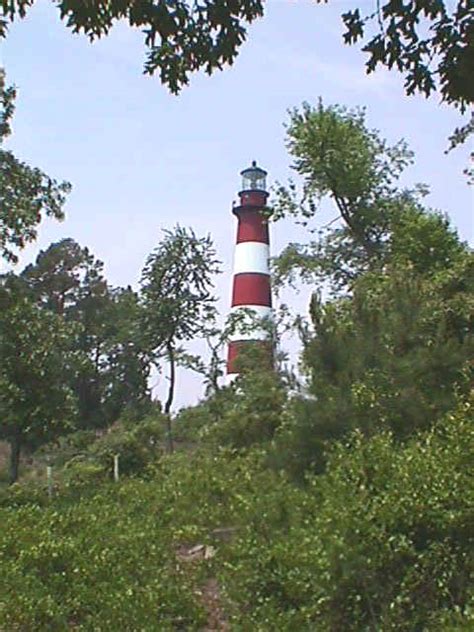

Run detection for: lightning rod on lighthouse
[[227, 161, 273, 376]]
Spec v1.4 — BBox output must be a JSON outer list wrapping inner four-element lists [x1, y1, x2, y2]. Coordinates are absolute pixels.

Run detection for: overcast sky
[[2, 0, 472, 407]]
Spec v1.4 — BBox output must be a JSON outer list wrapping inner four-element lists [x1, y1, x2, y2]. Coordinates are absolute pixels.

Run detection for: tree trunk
[[210, 349, 220, 396], [164, 343, 175, 453], [8, 434, 21, 485]]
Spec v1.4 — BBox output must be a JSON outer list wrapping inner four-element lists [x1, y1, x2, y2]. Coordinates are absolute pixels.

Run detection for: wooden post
[[46, 465, 53, 499], [113, 454, 119, 482]]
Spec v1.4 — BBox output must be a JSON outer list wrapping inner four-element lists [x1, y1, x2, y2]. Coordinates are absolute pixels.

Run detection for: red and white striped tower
[[227, 161, 272, 376]]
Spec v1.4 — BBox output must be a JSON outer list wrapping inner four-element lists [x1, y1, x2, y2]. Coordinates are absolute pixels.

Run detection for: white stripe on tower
[[227, 161, 272, 376], [229, 305, 272, 342], [233, 242, 269, 275]]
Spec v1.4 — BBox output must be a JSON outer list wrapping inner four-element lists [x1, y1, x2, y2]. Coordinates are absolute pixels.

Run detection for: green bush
[[201, 369, 288, 450], [218, 396, 474, 630], [1, 397, 471, 629], [0, 480, 48, 508], [83, 416, 164, 476], [0, 482, 206, 630], [62, 459, 106, 489]]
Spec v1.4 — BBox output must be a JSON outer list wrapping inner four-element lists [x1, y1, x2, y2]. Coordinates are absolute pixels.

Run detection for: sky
[[1, 0, 473, 407]]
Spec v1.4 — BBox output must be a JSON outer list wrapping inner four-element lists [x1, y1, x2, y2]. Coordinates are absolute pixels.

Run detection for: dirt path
[[200, 577, 229, 631], [176, 543, 229, 631]]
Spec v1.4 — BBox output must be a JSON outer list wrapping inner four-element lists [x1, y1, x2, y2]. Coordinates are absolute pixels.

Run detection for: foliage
[[219, 395, 474, 630], [173, 399, 217, 443], [273, 249, 473, 480], [271, 102, 472, 480], [1, 1, 471, 137], [0, 83, 472, 628], [87, 415, 165, 477], [98, 286, 152, 425], [343, 1, 474, 151], [202, 346, 288, 450], [0, 482, 206, 629], [21, 237, 107, 315], [140, 225, 220, 425], [0, 281, 77, 483], [21, 239, 151, 430], [273, 101, 468, 294], [0, 394, 471, 629], [0, 1, 264, 93], [0, 70, 70, 263], [342, 0, 473, 114], [36, 413, 168, 486], [273, 103, 466, 293], [273, 102, 417, 292], [0, 447, 290, 629]]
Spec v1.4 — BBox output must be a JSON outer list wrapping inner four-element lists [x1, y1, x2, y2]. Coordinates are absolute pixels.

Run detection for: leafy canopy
[[1, 1, 471, 123], [273, 101, 417, 292], [0, 1, 264, 94], [140, 225, 220, 419], [270, 100, 472, 480], [343, 0, 473, 113], [21, 238, 151, 430], [0, 70, 70, 263], [0, 278, 77, 482], [140, 225, 220, 352]]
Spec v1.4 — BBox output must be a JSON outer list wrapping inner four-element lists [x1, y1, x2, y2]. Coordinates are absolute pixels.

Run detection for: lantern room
[[240, 160, 267, 192], [238, 161, 268, 208]]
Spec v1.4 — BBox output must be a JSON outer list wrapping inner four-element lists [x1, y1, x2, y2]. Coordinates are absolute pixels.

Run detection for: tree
[[21, 239, 151, 429], [102, 286, 152, 423], [342, 1, 473, 113], [342, 0, 474, 157], [0, 1, 264, 94], [273, 101, 417, 293], [189, 306, 275, 398], [273, 102, 469, 294], [270, 102, 473, 480], [0, 70, 70, 263], [277, 253, 473, 485], [140, 225, 220, 450], [223, 392, 474, 630], [206, 344, 288, 450], [1, 3, 471, 130], [21, 238, 105, 313], [0, 277, 77, 483]]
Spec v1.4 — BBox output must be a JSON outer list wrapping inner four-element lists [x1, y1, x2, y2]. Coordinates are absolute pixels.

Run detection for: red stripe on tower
[[236, 209, 269, 243], [227, 161, 273, 376], [232, 274, 272, 307]]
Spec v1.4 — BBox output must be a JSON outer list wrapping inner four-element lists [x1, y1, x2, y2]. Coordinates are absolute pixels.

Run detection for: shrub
[[218, 396, 474, 630], [75, 415, 166, 479], [0, 481, 206, 630]]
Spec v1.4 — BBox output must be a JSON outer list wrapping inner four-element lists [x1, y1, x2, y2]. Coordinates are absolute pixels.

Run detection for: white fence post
[[46, 465, 53, 499], [113, 454, 119, 482]]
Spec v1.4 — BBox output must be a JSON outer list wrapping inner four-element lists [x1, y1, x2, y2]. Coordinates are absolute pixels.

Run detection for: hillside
[[1, 393, 472, 630]]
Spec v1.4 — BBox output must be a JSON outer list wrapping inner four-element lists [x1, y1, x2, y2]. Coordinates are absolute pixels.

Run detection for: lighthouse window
[[242, 173, 266, 191]]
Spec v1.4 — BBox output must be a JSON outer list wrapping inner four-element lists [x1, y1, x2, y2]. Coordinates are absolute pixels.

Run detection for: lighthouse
[[227, 161, 272, 376]]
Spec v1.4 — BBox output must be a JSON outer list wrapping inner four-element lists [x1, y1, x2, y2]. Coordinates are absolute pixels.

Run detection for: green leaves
[[21, 239, 152, 430], [140, 225, 220, 415], [271, 102, 472, 480], [140, 225, 220, 351], [0, 479, 206, 629], [342, 1, 473, 114], [1, 1, 264, 93], [220, 396, 474, 630], [0, 71, 71, 263], [273, 101, 419, 292], [0, 282, 77, 481], [0, 392, 472, 629]]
